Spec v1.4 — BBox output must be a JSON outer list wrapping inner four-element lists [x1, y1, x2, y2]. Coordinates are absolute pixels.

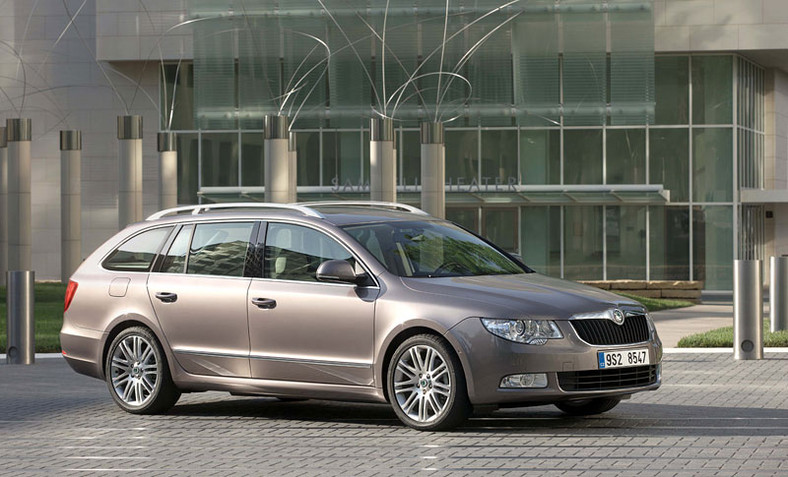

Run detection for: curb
[[0, 353, 63, 361], [664, 347, 788, 353]]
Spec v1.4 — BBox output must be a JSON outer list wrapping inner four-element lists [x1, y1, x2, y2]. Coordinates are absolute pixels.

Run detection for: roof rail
[[146, 202, 323, 221], [298, 201, 430, 216]]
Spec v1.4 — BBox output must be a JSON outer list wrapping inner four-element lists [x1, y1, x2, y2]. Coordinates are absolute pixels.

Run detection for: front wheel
[[555, 397, 621, 416], [387, 334, 470, 431], [105, 326, 180, 414]]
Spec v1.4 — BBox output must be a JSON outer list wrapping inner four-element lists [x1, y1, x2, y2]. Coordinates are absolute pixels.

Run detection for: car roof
[[142, 202, 438, 228]]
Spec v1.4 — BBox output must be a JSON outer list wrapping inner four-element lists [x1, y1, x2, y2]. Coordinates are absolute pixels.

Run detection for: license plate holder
[[598, 348, 650, 369]]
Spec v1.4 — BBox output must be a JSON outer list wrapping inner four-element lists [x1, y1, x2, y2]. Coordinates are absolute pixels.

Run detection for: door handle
[[155, 292, 178, 303], [251, 297, 277, 309]]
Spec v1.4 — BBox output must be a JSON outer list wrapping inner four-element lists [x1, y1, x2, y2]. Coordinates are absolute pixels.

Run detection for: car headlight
[[480, 318, 563, 345]]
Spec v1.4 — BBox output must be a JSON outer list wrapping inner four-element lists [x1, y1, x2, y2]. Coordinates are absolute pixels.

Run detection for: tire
[[105, 326, 180, 414], [555, 397, 621, 416], [386, 334, 470, 431]]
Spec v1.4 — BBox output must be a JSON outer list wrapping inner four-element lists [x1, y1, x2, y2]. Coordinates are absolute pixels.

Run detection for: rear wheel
[[105, 326, 180, 414], [387, 334, 470, 431], [555, 397, 621, 416]]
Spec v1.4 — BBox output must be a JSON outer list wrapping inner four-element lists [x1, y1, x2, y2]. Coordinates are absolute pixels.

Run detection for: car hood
[[400, 273, 642, 320]]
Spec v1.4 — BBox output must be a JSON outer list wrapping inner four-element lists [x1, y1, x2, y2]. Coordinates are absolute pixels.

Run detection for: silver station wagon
[[61, 201, 662, 431]]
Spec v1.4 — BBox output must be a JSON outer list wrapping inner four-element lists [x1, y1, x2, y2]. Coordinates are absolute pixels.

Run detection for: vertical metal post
[[264, 115, 290, 204], [0, 127, 6, 287], [6, 270, 34, 365], [734, 259, 763, 360], [770, 256, 788, 332], [370, 117, 396, 202], [118, 115, 143, 229], [420, 122, 445, 218], [60, 130, 82, 282], [158, 132, 178, 210], [7, 118, 32, 271]]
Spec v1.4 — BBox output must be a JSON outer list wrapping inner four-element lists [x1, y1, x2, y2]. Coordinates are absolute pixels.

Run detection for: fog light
[[499, 373, 548, 389]]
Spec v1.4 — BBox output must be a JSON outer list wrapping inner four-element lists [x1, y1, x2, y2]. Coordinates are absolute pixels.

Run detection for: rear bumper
[[60, 326, 104, 380]]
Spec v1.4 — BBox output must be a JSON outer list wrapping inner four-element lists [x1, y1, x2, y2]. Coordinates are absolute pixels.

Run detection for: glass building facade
[[163, 2, 765, 290]]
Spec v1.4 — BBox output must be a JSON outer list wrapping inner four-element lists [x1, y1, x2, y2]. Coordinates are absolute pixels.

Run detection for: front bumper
[[447, 318, 662, 405]]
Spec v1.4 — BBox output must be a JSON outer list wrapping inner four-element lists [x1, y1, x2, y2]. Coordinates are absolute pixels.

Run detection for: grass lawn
[[678, 318, 788, 347], [0, 283, 66, 353], [616, 293, 696, 312]]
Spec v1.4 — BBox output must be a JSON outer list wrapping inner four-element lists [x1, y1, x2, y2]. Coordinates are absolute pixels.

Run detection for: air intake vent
[[570, 314, 649, 345]]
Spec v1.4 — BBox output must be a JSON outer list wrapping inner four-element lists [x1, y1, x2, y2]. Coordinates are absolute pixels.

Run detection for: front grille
[[570, 314, 649, 345], [558, 365, 658, 391]]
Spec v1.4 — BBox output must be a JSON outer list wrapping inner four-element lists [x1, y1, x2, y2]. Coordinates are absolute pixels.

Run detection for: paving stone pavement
[[1, 354, 788, 476]]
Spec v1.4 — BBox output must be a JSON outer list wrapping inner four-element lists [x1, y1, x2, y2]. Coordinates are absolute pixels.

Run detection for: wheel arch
[[99, 315, 176, 380]]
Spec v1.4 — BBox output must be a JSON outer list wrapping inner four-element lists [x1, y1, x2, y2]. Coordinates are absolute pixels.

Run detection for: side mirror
[[316, 259, 361, 284]]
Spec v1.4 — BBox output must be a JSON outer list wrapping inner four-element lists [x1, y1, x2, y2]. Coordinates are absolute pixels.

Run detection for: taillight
[[64, 280, 78, 312]]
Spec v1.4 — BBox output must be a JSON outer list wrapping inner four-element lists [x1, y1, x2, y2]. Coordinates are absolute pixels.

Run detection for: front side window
[[343, 221, 526, 278], [185, 222, 256, 277], [103, 227, 173, 272], [264, 223, 354, 282]]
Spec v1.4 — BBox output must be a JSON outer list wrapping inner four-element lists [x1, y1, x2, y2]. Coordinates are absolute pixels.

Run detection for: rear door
[[147, 221, 259, 378], [247, 222, 378, 386]]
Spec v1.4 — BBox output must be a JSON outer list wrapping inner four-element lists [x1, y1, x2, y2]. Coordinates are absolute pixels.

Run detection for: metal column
[[60, 130, 82, 283], [370, 117, 396, 203], [264, 115, 291, 204], [6, 270, 34, 365], [0, 127, 6, 287], [770, 256, 788, 332], [118, 115, 143, 229], [734, 259, 763, 360], [158, 132, 178, 210], [7, 118, 32, 271], [420, 122, 445, 218]]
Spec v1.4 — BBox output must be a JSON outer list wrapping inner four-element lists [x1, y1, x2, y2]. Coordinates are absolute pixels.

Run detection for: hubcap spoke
[[111, 334, 159, 407]]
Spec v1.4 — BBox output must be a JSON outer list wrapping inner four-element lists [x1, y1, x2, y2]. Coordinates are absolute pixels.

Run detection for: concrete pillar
[[60, 130, 81, 283], [117, 115, 143, 229], [264, 114, 291, 204], [158, 131, 177, 210], [288, 131, 297, 203], [370, 117, 396, 202], [0, 127, 6, 287], [420, 122, 445, 218], [7, 118, 32, 271]]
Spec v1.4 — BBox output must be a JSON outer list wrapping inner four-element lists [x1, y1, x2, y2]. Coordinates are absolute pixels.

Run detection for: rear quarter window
[[102, 227, 173, 272]]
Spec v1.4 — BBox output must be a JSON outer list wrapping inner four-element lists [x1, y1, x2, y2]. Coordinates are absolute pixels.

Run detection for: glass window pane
[[693, 205, 733, 290], [481, 130, 518, 185], [265, 223, 354, 282], [520, 206, 560, 277], [187, 222, 255, 277], [400, 130, 420, 187], [323, 131, 363, 188], [692, 56, 733, 125], [606, 129, 645, 184], [201, 133, 239, 187], [606, 206, 646, 279], [160, 225, 192, 274], [241, 133, 264, 187], [520, 129, 560, 185], [445, 130, 478, 185], [654, 56, 689, 125], [103, 227, 173, 272], [161, 63, 194, 130], [483, 208, 518, 253], [564, 130, 602, 184], [296, 131, 320, 186], [693, 127, 733, 202], [564, 206, 603, 280], [650, 128, 689, 202], [446, 208, 479, 233], [177, 133, 199, 205], [650, 206, 690, 280]]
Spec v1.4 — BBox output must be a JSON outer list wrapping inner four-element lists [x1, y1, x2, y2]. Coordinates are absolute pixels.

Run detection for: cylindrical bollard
[[734, 259, 763, 360], [60, 130, 82, 283], [7, 118, 32, 271], [771, 256, 788, 332], [6, 270, 35, 365], [118, 115, 143, 229]]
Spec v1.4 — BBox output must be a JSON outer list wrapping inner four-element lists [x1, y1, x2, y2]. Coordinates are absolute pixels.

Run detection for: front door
[[247, 222, 377, 386], [147, 221, 258, 378]]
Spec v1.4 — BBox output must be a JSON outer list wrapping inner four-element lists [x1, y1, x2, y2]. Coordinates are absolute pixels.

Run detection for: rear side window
[[186, 222, 256, 277], [103, 227, 173, 272]]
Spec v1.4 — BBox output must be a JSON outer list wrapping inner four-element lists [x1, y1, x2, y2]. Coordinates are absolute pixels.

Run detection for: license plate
[[598, 348, 650, 369]]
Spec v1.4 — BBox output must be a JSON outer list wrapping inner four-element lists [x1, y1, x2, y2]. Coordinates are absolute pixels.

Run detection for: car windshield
[[342, 220, 527, 278]]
